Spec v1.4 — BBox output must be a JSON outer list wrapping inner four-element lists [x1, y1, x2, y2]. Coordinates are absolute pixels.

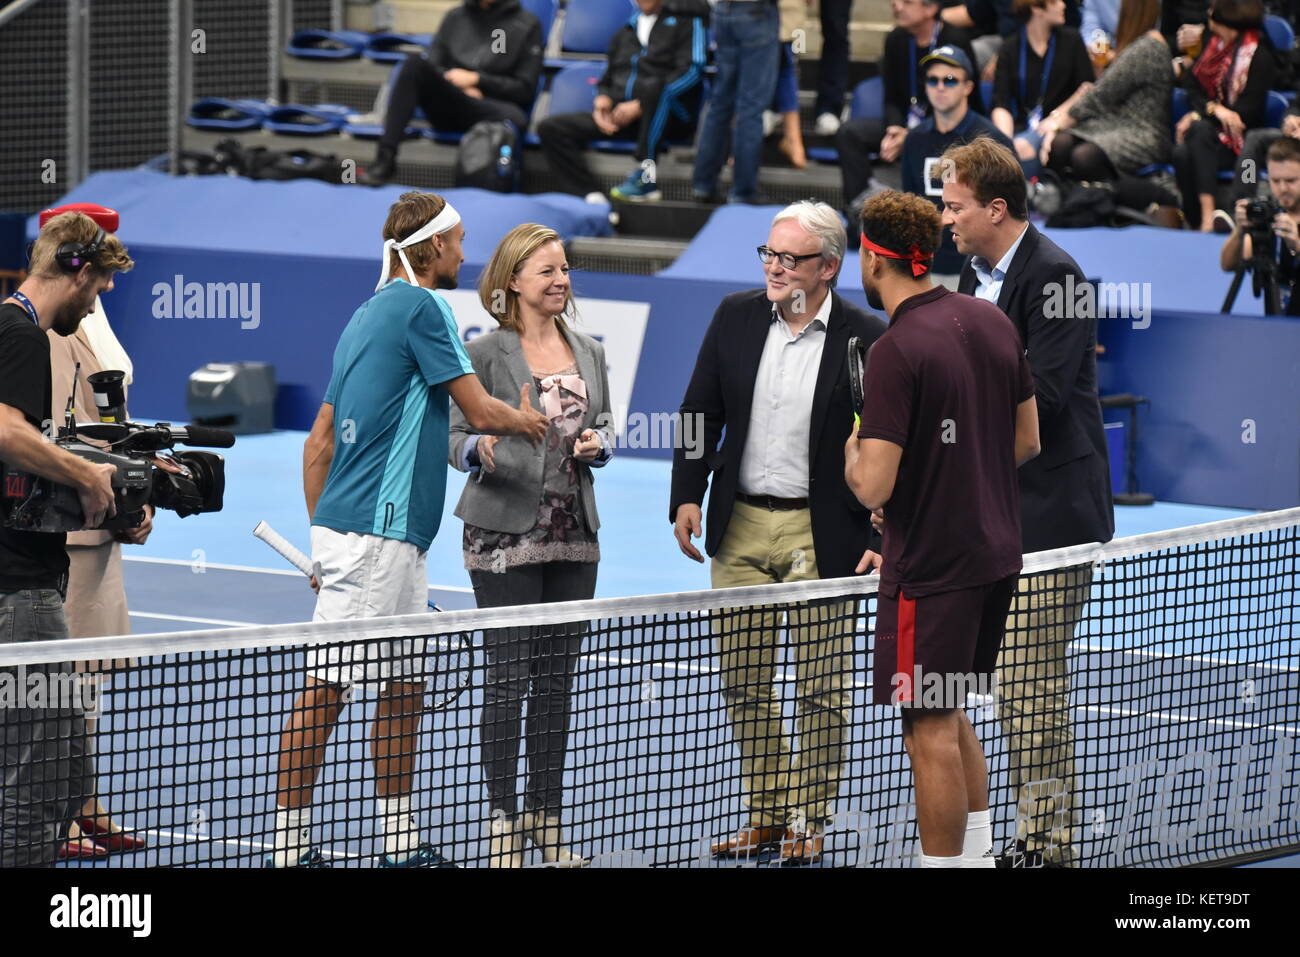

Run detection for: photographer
[[1220, 135, 1300, 314], [1, 211, 124, 867]]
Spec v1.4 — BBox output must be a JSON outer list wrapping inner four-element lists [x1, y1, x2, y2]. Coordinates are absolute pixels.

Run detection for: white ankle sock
[[919, 852, 964, 868], [272, 806, 311, 867], [962, 809, 995, 868], [377, 795, 417, 858]]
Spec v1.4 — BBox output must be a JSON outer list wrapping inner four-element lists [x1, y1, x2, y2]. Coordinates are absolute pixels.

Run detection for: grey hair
[[771, 200, 847, 286]]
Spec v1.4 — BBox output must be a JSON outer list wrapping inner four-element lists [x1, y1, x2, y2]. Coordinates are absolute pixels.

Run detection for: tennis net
[[1, 507, 1296, 868]]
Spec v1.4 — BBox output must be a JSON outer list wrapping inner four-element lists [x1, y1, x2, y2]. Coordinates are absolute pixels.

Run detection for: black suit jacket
[[958, 223, 1115, 552], [669, 290, 889, 579]]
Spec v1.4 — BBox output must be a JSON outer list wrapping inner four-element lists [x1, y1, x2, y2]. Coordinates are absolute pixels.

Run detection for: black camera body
[[1245, 196, 1283, 233], [0, 422, 231, 533]]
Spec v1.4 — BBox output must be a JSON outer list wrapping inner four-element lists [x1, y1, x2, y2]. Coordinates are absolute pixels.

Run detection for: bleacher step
[[611, 199, 713, 240], [566, 235, 689, 275]]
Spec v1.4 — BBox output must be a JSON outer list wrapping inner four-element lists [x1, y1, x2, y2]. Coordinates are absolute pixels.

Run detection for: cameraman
[[0, 211, 124, 866], [1220, 135, 1300, 315]]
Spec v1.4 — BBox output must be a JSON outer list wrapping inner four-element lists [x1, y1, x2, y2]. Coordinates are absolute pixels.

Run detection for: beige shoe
[[488, 816, 524, 868], [519, 811, 588, 868]]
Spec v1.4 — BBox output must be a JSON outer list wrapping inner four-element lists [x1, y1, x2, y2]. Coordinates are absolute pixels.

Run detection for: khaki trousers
[[710, 502, 853, 830], [996, 565, 1093, 864]]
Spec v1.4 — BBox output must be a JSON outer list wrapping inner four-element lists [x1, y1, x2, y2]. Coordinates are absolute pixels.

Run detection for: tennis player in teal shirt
[[268, 191, 547, 868]]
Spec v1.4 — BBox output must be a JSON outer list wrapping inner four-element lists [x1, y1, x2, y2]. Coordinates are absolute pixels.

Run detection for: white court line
[[130, 611, 260, 628], [122, 554, 474, 593], [135, 828, 362, 861], [1074, 702, 1299, 736], [1074, 640, 1299, 674]]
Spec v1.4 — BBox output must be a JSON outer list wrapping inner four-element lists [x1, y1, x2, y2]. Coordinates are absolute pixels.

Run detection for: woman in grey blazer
[[448, 223, 615, 868]]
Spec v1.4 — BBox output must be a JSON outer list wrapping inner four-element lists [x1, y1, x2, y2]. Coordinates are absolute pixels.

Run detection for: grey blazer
[[448, 325, 614, 535]]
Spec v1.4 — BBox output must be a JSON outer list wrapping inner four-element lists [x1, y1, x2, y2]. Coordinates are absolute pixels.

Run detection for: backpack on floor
[[454, 120, 520, 192]]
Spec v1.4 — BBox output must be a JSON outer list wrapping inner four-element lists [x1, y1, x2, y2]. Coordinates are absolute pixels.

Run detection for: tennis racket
[[847, 336, 868, 430], [252, 521, 474, 711]]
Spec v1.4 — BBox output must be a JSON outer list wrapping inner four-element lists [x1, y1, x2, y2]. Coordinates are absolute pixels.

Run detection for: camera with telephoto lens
[[1245, 196, 1283, 233], [0, 369, 233, 533]]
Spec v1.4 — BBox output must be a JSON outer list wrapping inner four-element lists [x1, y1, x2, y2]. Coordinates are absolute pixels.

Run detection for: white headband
[[375, 201, 462, 291]]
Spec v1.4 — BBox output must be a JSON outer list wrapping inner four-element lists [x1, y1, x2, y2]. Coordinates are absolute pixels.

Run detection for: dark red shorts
[[872, 575, 1018, 710]]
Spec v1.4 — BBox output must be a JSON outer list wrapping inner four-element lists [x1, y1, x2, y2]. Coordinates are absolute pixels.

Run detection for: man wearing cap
[[268, 190, 547, 868], [902, 45, 1012, 286], [1, 211, 123, 866], [845, 190, 1040, 867], [37, 203, 152, 860]]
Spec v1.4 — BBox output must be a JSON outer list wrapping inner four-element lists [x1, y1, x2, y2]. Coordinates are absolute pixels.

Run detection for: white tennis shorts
[[305, 525, 429, 686]]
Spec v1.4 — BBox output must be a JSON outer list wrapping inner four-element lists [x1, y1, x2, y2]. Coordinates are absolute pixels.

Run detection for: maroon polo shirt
[[857, 286, 1034, 598]]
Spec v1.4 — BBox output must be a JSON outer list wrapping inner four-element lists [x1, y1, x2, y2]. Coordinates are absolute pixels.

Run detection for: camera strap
[[9, 291, 38, 326]]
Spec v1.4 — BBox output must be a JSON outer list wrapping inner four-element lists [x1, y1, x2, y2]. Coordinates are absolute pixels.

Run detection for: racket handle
[[253, 521, 319, 579], [854, 413, 861, 431]]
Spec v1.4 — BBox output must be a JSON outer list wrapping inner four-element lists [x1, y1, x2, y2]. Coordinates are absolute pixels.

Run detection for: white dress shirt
[[738, 290, 834, 498], [971, 223, 1029, 304]]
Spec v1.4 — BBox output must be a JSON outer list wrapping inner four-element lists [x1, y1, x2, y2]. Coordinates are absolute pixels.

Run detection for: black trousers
[[836, 116, 886, 212], [815, 0, 853, 118], [381, 52, 528, 152], [537, 94, 697, 196], [469, 561, 597, 817], [1172, 118, 1239, 225]]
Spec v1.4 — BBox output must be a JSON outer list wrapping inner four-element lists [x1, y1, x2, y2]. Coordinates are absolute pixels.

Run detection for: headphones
[[53, 226, 105, 273]]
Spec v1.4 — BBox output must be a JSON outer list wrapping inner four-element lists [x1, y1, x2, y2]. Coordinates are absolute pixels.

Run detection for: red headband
[[860, 233, 931, 278]]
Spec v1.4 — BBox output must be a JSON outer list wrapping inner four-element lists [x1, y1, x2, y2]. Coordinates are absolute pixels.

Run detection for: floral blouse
[[463, 364, 600, 572]]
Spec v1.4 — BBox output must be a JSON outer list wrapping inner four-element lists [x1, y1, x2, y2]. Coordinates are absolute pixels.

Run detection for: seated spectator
[[1232, 99, 1300, 202], [1173, 0, 1279, 230], [991, 0, 1094, 177], [902, 46, 1014, 280], [837, 0, 980, 230], [941, 0, 1020, 72], [1039, 0, 1175, 206], [538, 0, 706, 202], [364, 0, 543, 186]]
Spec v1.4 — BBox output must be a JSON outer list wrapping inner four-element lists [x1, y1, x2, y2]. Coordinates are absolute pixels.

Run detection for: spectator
[[942, 0, 1020, 71], [769, 0, 809, 167], [1163, 0, 1210, 54], [1173, 0, 1279, 230], [1079, 0, 1120, 63], [991, 0, 1094, 177], [1231, 100, 1300, 202], [815, 0, 853, 134], [364, 0, 543, 187], [538, 0, 706, 203], [836, 0, 980, 233], [902, 46, 1014, 280], [692, 0, 781, 204], [1039, 0, 1174, 202]]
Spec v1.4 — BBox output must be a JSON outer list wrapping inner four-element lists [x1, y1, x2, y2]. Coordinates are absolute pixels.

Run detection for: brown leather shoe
[[711, 826, 784, 858], [780, 830, 823, 866]]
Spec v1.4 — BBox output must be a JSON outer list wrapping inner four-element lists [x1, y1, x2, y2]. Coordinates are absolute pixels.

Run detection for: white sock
[[272, 806, 312, 867], [919, 852, 964, 868], [378, 795, 417, 858], [962, 809, 995, 868]]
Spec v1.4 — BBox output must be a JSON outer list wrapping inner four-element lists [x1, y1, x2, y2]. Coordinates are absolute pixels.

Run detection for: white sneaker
[[488, 816, 524, 868], [584, 191, 608, 205], [815, 112, 842, 137], [518, 811, 588, 868], [762, 110, 780, 138]]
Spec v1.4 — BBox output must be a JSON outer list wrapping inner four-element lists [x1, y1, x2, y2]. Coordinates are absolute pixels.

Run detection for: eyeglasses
[[926, 74, 962, 88], [757, 246, 823, 269]]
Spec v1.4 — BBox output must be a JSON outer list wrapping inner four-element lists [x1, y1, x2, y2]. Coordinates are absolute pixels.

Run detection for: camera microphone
[[177, 424, 236, 449]]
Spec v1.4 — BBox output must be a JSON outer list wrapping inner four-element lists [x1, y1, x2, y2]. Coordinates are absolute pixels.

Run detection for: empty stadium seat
[[561, 0, 630, 55], [520, 0, 559, 47], [850, 76, 883, 120], [1264, 14, 1294, 52]]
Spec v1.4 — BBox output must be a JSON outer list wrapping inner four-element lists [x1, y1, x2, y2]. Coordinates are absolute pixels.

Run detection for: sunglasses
[[926, 74, 963, 88]]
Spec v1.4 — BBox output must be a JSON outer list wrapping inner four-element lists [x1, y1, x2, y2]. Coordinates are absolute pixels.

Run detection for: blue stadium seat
[[980, 79, 993, 114], [520, 0, 559, 48], [1264, 14, 1294, 52], [1266, 89, 1290, 128], [562, 0, 631, 54], [1172, 86, 1190, 125], [547, 60, 604, 114], [850, 76, 883, 120]]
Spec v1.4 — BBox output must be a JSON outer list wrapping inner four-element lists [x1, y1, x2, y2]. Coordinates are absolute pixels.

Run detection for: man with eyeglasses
[[670, 201, 886, 865], [902, 45, 1013, 286]]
